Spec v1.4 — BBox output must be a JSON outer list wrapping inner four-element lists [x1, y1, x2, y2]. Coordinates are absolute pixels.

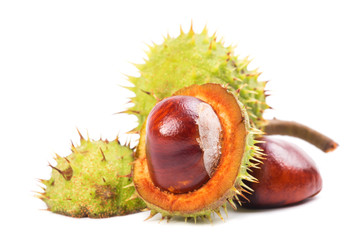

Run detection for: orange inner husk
[[133, 84, 247, 214]]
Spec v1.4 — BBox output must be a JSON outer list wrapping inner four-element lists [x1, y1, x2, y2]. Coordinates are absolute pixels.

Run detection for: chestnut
[[242, 136, 322, 208], [145, 95, 222, 194]]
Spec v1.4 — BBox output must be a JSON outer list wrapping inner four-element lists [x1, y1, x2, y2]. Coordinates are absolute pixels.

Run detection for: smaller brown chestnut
[[145, 95, 222, 194], [242, 136, 322, 208]]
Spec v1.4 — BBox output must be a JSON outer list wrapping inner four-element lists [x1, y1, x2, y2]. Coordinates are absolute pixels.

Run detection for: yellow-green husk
[[37, 136, 146, 218]]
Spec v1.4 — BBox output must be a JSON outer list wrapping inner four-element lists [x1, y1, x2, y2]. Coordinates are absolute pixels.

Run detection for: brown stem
[[264, 119, 338, 153]]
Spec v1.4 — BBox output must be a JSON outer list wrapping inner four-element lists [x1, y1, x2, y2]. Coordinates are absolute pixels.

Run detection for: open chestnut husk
[[133, 83, 263, 220]]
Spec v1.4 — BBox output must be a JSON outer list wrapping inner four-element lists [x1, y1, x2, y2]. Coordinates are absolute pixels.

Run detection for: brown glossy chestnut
[[145, 95, 222, 194], [242, 136, 322, 208]]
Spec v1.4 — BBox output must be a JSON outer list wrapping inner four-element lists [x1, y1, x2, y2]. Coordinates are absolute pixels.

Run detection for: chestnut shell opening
[[133, 83, 248, 214]]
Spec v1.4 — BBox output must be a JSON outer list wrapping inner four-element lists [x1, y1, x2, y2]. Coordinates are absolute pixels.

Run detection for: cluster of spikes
[[36, 130, 146, 218], [145, 206, 228, 223], [125, 23, 269, 132], [234, 134, 267, 205]]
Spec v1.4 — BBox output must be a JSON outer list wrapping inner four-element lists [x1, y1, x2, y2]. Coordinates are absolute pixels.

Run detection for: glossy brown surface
[[243, 136, 322, 208], [146, 95, 209, 194]]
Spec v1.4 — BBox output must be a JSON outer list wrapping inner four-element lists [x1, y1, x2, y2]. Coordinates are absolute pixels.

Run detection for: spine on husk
[[36, 133, 146, 218], [126, 25, 269, 131]]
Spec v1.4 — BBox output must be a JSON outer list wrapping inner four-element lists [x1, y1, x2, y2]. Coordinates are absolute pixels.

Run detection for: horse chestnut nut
[[242, 136, 322, 208], [145, 95, 222, 194]]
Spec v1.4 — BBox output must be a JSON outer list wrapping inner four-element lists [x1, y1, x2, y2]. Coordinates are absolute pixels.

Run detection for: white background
[[1, 0, 359, 239]]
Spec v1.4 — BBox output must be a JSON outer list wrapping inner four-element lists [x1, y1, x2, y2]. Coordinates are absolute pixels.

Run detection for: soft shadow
[[235, 196, 319, 213], [143, 197, 320, 224]]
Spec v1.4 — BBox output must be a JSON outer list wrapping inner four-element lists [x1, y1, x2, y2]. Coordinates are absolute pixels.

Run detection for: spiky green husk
[[127, 26, 269, 131], [37, 136, 146, 218], [134, 85, 264, 222]]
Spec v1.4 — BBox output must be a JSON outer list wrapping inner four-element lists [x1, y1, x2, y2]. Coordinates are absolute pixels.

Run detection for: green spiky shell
[[38, 136, 146, 218], [127, 26, 269, 131]]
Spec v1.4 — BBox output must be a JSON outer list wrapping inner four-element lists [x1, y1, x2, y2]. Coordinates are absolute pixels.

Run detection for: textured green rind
[[128, 27, 268, 131], [39, 138, 146, 218]]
